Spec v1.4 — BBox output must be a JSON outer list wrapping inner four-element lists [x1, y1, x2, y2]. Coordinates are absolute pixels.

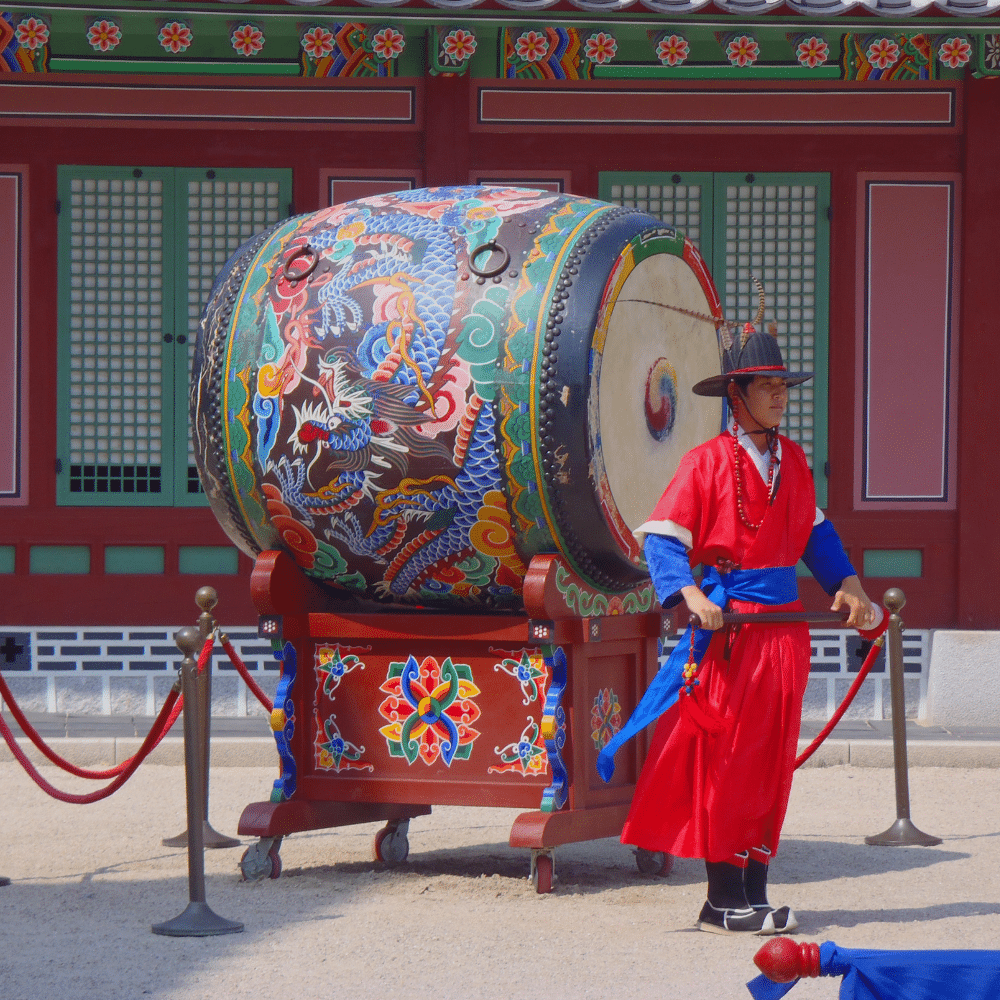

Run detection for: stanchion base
[[163, 821, 241, 850], [865, 818, 943, 847], [151, 901, 244, 937]]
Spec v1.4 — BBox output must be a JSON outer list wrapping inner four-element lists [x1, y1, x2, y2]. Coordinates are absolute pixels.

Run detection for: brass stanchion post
[[865, 587, 942, 847], [163, 586, 240, 850], [152, 627, 243, 937]]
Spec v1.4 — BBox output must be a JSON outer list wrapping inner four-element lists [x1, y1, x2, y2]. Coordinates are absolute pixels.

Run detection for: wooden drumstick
[[687, 609, 851, 629]]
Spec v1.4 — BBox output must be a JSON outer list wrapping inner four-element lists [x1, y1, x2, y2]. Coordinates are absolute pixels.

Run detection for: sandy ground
[[1, 762, 998, 1000]]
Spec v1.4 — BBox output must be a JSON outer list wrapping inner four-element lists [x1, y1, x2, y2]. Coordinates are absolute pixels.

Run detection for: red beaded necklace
[[732, 417, 777, 530]]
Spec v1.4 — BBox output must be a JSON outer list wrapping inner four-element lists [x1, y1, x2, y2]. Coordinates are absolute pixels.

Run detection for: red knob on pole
[[754, 939, 822, 982]]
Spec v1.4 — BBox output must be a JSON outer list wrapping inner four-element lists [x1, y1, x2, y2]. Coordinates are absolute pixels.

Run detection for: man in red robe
[[599, 321, 876, 935]]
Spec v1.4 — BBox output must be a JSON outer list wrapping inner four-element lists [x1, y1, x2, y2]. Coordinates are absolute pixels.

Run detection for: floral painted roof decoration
[[1, 2, 996, 79]]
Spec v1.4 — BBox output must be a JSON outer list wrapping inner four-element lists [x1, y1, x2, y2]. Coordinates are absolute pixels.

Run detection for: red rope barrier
[[0, 670, 182, 779], [0, 636, 214, 803], [795, 636, 885, 769], [0, 705, 175, 804], [218, 632, 273, 710]]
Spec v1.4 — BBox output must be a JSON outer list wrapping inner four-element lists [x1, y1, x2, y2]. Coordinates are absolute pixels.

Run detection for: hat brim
[[691, 369, 814, 397]]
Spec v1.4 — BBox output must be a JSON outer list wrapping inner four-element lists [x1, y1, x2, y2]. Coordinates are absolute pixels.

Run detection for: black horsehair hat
[[692, 277, 814, 398]]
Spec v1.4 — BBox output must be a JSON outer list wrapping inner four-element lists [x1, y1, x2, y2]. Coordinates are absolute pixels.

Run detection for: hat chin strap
[[733, 387, 779, 450]]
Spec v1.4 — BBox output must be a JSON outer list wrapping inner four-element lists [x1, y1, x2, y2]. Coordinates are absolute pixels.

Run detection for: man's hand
[[831, 575, 877, 629], [682, 585, 724, 631]]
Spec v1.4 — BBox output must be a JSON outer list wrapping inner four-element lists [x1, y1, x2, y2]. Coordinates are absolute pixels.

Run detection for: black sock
[[744, 858, 769, 907], [705, 861, 748, 910]]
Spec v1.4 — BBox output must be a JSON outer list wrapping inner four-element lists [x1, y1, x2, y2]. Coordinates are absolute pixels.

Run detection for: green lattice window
[[56, 166, 291, 506], [600, 171, 830, 506], [602, 172, 713, 254]]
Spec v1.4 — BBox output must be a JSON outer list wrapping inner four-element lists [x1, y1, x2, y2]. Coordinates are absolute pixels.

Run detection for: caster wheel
[[239, 839, 282, 882], [266, 843, 282, 879], [374, 825, 409, 864], [634, 848, 673, 877], [532, 853, 553, 895]]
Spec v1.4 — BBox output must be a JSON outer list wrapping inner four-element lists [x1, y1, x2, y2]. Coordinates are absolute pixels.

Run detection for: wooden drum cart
[[237, 551, 667, 892]]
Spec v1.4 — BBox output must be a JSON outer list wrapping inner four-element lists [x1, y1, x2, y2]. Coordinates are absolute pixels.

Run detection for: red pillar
[[422, 72, 472, 187], [956, 76, 1000, 628]]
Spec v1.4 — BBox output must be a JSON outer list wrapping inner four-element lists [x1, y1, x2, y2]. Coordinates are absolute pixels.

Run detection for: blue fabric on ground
[[746, 942, 1000, 999], [596, 564, 798, 783], [801, 519, 856, 596], [746, 974, 797, 1000]]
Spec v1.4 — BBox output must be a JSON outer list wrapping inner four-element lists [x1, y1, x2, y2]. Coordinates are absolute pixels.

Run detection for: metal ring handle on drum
[[282, 244, 319, 283], [468, 241, 511, 279]]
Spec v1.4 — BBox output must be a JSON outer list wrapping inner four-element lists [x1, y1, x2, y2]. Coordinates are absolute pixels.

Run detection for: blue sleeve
[[644, 533, 696, 609], [801, 519, 856, 596]]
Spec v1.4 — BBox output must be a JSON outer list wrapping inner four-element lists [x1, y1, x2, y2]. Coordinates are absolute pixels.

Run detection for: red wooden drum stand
[[237, 550, 667, 892]]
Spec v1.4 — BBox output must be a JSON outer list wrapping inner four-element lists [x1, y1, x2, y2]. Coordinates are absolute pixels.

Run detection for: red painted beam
[[955, 76, 1000, 628]]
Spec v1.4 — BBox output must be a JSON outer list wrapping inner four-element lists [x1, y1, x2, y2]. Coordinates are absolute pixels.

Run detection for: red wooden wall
[[1, 72, 992, 628]]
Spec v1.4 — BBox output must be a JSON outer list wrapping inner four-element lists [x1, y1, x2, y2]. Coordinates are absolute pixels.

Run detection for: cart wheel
[[239, 842, 269, 882], [239, 837, 282, 882], [634, 848, 673, 878], [266, 842, 283, 880], [374, 825, 409, 864], [532, 853, 553, 895]]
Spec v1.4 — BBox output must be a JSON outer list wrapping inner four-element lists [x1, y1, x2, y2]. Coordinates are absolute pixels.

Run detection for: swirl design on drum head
[[644, 357, 678, 442]]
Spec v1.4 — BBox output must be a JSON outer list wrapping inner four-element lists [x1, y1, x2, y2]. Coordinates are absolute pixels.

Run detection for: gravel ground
[[1, 762, 998, 1000]]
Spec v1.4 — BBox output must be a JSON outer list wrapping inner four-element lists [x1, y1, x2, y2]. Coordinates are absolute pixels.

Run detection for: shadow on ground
[[259, 830, 968, 898]]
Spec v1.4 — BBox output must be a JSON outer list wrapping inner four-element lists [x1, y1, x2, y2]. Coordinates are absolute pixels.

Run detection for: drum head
[[590, 234, 723, 568]]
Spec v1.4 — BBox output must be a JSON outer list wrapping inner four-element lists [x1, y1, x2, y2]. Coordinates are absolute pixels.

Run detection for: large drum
[[192, 186, 724, 611]]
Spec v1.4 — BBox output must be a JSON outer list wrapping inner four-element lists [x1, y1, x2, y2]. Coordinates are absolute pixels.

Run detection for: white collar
[[736, 424, 781, 484]]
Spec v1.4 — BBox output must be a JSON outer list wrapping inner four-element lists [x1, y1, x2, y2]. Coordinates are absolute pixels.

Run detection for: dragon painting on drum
[[192, 185, 727, 612]]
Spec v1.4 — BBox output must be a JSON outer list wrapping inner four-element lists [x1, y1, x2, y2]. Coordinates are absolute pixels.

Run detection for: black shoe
[[750, 904, 798, 933], [696, 901, 779, 935]]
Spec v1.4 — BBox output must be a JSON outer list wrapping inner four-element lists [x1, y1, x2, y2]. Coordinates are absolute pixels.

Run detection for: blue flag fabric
[[595, 565, 799, 783], [746, 942, 1000, 1000]]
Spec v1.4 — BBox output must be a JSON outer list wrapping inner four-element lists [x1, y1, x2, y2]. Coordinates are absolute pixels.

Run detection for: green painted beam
[[49, 56, 301, 75], [863, 549, 923, 578], [104, 545, 166, 574], [29, 545, 91, 574], [595, 63, 843, 80], [178, 545, 240, 575]]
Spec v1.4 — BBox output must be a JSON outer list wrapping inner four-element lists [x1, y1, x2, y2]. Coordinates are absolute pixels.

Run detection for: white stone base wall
[[926, 630, 1000, 727], [0, 627, 278, 718], [0, 625, 930, 721], [798, 628, 927, 721]]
